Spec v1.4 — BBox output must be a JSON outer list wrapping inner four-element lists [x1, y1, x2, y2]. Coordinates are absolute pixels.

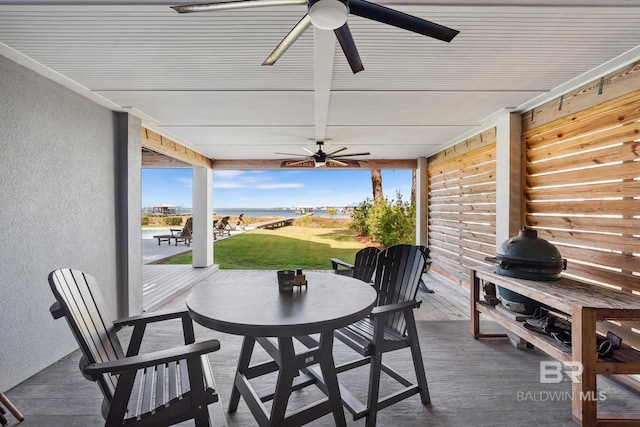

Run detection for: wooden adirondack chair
[[48, 268, 225, 427], [330, 246, 380, 283], [417, 245, 435, 293], [214, 216, 231, 237], [334, 244, 430, 426], [153, 217, 192, 246]]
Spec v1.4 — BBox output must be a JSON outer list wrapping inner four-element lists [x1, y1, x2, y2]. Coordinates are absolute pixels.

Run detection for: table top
[[187, 271, 378, 337]]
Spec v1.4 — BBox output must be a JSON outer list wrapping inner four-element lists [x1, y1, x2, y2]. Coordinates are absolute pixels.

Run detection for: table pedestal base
[[228, 332, 346, 427]]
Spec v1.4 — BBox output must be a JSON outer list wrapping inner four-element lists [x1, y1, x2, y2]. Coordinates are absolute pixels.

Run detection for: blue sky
[[142, 169, 412, 208]]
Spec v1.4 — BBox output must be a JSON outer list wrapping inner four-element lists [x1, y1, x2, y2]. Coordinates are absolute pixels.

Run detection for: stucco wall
[[0, 55, 121, 390]]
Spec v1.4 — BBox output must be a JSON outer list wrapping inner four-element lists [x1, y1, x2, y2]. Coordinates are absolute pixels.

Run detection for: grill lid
[[485, 228, 567, 281]]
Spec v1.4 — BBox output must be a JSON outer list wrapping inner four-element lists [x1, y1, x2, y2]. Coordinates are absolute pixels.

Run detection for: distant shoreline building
[[142, 205, 192, 216]]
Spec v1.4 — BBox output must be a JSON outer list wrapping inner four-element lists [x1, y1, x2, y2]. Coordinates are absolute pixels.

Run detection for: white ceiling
[[2, 1, 640, 162]]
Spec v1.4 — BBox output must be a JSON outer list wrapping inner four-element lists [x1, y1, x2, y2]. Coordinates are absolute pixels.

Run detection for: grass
[[158, 218, 369, 270]]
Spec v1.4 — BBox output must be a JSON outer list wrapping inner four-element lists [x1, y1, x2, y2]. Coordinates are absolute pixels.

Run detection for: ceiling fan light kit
[[308, 0, 348, 30]]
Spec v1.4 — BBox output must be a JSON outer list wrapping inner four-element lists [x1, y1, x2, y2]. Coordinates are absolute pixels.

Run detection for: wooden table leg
[[572, 307, 598, 427]]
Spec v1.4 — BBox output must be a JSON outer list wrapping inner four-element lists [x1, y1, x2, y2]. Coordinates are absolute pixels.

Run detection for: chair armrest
[[370, 299, 422, 317], [330, 258, 354, 271], [83, 339, 221, 377], [114, 308, 189, 328]]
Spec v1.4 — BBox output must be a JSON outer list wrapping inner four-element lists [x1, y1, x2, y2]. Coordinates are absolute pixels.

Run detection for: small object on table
[[277, 270, 295, 291], [293, 270, 307, 286]]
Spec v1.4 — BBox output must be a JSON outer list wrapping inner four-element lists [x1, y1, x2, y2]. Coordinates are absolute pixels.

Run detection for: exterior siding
[[0, 55, 120, 390]]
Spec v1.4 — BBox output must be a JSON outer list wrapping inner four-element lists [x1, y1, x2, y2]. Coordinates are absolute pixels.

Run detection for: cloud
[[213, 170, 303, 190], [176, 177, 192, 188]]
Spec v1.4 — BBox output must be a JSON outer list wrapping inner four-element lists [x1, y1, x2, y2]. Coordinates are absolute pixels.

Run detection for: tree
[[371, 169, 383, 207], [411, 169, 416, 206]]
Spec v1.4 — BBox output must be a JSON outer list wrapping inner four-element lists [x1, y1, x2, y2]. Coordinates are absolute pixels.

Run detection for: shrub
[[141, 216, 150, 226], [366, 192, 415, 247], [163, 216, 183, 226], [350, 199, 373, 236]]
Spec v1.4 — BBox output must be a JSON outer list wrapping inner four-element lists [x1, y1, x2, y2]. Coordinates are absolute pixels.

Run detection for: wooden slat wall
[[523, 87, 640, 348], [427, 129, 497, 287], [523, 89, 640, 291]]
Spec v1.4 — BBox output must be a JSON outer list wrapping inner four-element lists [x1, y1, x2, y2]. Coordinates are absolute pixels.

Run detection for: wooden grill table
[[470, 265, 640, 427], [187, 272, 377, 427]]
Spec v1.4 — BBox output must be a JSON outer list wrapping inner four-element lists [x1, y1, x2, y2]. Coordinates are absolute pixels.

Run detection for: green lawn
[[158, 226, 367, 270]]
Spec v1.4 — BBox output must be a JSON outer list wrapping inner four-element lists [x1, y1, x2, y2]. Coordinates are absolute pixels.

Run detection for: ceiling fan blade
[[327, 158, 349, 167], [263, 14, 312, 66], [301, 146, 316, 155], [348, 0, 459, 43], [172, 0, 305, 13], [289, 159, 313, 166], [325, 146, 348, 156], [332, 152, 370, 158], [334, 23, 364, 74], [274, 152, 311, 157]]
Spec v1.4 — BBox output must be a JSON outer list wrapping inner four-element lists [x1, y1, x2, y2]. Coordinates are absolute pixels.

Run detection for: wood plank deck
[[143, 264, 219, 311], [253, 217, 296, 230], [7, 271, 640, 426]]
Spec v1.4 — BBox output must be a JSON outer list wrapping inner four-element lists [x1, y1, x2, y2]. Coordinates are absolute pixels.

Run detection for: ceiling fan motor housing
[[309, 0, 349, 30]]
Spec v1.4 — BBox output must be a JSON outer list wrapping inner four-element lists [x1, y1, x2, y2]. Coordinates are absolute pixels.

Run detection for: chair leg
[[365, 350, 383, 427], [187, 356, 211, 427], [405, 312, 431, 405]]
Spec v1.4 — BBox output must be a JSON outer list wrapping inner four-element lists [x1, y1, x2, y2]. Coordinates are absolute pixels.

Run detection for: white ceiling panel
[[1, 1, 640, 162]]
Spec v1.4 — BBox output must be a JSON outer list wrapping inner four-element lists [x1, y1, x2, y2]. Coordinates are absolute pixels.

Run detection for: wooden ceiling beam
[[212, 159, 416, 170], [141, 128, 212, 169]]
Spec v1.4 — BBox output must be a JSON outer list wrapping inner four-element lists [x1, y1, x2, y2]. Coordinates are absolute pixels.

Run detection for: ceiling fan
[[171, 0, 459, 74], [275, 141, 370, 167]]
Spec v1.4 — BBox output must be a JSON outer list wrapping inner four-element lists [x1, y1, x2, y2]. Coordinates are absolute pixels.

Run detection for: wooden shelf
[[477, 302, 640, 373], [476, 302, 572, 362], [470, 265, 640, 427]]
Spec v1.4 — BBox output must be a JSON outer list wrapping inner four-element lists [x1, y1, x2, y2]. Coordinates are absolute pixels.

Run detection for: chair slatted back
[[352, 247, 381, 283], [182, 217, 193, 237], [372, 245, 425, 335], [218, 216, 230, 229], [49, 269, 124, 402]]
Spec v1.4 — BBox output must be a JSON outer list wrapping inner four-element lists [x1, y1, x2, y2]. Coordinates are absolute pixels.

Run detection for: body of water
[[143, 207, 352, 218], [213, 208, 350, 218]]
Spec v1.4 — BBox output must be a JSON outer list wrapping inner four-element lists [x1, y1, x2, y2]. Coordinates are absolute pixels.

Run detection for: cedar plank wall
[[427, 129, 497, 288], [522, 60, 640, 349]]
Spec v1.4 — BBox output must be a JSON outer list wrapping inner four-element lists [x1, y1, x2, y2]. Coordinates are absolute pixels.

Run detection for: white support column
[[192, 166, 213, 267], [495, 111, 523, 244], [416, 157, 428, 246]]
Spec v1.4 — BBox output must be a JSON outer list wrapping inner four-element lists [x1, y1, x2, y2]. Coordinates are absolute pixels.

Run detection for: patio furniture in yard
[[213, 216, 232, 238], [48, 268, 225, 427], [330, 246, 380, 283], [153, 217, 193, 246], [334, 244, 430, 427], [235, 213, 245, 230]]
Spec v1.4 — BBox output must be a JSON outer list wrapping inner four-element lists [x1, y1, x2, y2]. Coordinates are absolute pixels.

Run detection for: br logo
[[540, 361, 583, 384]]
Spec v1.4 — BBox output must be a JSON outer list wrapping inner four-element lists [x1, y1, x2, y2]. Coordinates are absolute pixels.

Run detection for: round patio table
[[187, 271, 377, 427]]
